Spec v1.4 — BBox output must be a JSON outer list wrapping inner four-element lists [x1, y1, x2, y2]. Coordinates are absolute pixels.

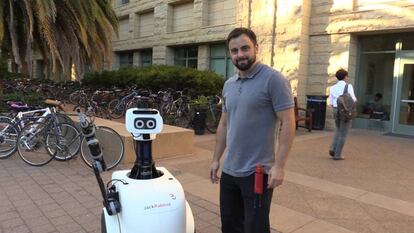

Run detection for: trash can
[[192, 109, 207, 135], [306, 95, 328, 130]]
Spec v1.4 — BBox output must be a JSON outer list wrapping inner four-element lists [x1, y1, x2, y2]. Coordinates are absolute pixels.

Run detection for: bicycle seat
[[9, 103, 30, 111]]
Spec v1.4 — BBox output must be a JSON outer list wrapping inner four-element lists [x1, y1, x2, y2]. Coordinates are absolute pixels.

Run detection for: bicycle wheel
[[205, 106, 222, 133], [17, 122, 57, 166], [107, 99, 125, 119], [69, 92, 79, 105], [80, 126, 124, 170], [0, 115, 12, 123], [47, 123, 82, 161], [0, 121, 19, 159]]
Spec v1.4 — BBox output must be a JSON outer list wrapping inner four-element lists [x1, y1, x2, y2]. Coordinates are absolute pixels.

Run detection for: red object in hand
[[254, 165, 264, 195]]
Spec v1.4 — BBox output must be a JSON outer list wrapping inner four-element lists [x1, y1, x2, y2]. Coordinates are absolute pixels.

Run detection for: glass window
[[122, 0, 129, 4], [209, 44, 234, 79], [174, 47, 198, 69], [360, 35, 397, 52], [140, 50, 152, 67], [187, 47, 198, 58], [119, 52, 133, 67], [401, 33, 414, 50], [360, 33, 414, 52], [356, 53, 395, 120]]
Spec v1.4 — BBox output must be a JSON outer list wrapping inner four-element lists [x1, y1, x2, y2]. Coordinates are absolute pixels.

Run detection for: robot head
[[125, 108, 163, 136]]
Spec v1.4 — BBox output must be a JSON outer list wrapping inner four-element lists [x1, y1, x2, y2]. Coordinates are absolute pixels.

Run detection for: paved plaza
[[0, 128, 413, 233]]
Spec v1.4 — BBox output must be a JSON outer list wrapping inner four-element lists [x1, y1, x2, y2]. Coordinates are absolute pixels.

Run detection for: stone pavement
[[0, 128, 413, 233]]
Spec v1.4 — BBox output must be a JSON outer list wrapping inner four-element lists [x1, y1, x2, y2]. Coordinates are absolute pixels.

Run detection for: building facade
[[112, 0, 414, 136]]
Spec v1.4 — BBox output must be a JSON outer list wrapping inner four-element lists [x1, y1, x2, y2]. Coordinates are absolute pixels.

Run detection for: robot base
[[101, 167, 195, 233]]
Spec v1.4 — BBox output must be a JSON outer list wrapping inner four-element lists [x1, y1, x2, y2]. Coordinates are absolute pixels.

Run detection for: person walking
[[329, 68, 357, 160], [209, 27, 296, 233]]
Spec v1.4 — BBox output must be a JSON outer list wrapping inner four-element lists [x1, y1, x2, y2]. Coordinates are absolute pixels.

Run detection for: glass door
[[392, 53, 414, 135]]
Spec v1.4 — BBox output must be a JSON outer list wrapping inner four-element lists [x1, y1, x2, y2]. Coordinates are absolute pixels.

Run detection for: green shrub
[[22, 91, 43, 105], [82, 65, 225, 97]]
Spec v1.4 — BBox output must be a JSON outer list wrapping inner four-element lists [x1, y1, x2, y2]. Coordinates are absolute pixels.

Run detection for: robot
[[77, 108, 195, 233]]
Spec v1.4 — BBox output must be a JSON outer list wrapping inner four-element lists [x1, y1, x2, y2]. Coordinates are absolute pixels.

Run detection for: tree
[[0, 0, 118, 79]]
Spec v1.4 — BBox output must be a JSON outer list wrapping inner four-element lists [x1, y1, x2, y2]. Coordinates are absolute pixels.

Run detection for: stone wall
[[309, 0, 414, 129], [112, 0, 237, 66], [111, 0, 414, 130]]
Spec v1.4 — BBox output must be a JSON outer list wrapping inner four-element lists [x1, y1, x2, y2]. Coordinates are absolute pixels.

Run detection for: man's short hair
[[226, 27, 258, 49], [335, 69, 348, 80]]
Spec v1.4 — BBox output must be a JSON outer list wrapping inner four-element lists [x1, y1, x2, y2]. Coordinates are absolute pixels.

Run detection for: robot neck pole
[[130, 135, 156, 179]]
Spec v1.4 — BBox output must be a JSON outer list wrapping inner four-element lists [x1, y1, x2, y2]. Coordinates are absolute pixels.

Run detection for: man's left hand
[[267, 165, 285, 189]]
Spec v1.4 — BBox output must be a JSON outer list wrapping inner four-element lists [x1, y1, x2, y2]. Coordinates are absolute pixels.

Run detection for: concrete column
[[249, 0, 276, 66], [153, 46, 174, 66], [197, 45, 210, 70], [194, 0, 205, 28], [154, 3, 168, 35], [134, 51, 141, 67], [132, 12, 139, 38], [272, 0, 311, 106], [236, 0, 251, 27], [200, 0, 209, 27], [112, 52, 121, 70]]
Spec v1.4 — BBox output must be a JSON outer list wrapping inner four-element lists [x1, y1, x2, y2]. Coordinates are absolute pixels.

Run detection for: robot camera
[[126, 108, 163, 135]]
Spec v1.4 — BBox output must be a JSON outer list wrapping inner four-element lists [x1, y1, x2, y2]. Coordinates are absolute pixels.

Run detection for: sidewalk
[[0, 129, 413, 232]]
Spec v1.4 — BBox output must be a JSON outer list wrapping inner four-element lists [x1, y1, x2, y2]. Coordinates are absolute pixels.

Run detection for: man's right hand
[[209, 161, 220, 184]]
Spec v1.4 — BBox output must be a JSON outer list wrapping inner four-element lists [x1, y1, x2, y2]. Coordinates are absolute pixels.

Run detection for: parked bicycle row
[[69, 88, 223, 133], [0, 78, 223, 133], [0, 105, 124, 168]]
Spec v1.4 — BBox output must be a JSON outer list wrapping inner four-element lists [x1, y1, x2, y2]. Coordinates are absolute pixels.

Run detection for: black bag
[[337, 84, 355, 122]]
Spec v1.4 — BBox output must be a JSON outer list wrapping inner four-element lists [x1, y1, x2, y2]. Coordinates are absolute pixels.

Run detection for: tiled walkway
[[0, 129, 413, 232]]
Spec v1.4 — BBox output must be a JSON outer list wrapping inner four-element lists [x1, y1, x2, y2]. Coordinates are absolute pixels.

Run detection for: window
[[207, 0, 236, 26], [171, 2, 194, 32], [356, 53, 394, 120], [119, 52, 133, 67], [174, 47, 198, 68], [118, 17, 130, 40], [33, 60, 44, 79], [209, 44, 234, 79], [137, 11, 154, 37], [140, 50, 152, 67], [360, 33, 414, 52], [122, 0, 129, 4]]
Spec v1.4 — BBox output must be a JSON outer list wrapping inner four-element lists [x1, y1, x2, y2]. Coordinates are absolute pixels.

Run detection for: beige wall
[[308, 0, 414, 128], [111, 0, 414, 129]]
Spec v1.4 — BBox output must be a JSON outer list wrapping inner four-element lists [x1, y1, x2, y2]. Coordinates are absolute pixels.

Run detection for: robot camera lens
[[146, 120, 155, 129], [135, 120, 145, 129]]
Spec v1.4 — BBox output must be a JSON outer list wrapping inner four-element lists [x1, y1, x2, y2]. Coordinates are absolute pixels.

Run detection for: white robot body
[[102, 167, 195, 233]]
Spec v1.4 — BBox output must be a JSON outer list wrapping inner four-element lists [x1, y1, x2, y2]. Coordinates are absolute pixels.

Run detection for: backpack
[[336, 84, 355, 122]]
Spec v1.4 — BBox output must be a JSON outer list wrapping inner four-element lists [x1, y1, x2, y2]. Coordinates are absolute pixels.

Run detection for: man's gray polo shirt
[[222, 63, 294, 177]]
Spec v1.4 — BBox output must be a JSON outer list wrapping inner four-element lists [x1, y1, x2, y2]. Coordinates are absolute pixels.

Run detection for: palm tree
[[0, 0, 118, 79]]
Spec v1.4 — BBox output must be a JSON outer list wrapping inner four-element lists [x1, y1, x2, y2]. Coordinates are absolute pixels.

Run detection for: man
[[209, 27, 295, 233], [329, 68, 357, 160]]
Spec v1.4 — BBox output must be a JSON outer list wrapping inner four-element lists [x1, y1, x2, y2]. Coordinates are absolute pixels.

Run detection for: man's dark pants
[[220, 172, 274, 233], [330, 108, 351, 158]]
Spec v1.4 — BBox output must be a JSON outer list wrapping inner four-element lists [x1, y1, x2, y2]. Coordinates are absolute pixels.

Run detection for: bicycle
[[107, 89, 150, 119], [205, 95, 222, 133], [0, 107, 57, 160], [76, 108, 124, 170], [0, 121, 19, 159], [17, 109, 82, 166]]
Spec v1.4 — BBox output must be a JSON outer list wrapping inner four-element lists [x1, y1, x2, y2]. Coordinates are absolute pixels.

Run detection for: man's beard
[[234, 55, 256, 71]]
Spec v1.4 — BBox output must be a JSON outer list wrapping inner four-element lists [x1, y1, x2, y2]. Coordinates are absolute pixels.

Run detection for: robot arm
[[76, 109, 121, 215]]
